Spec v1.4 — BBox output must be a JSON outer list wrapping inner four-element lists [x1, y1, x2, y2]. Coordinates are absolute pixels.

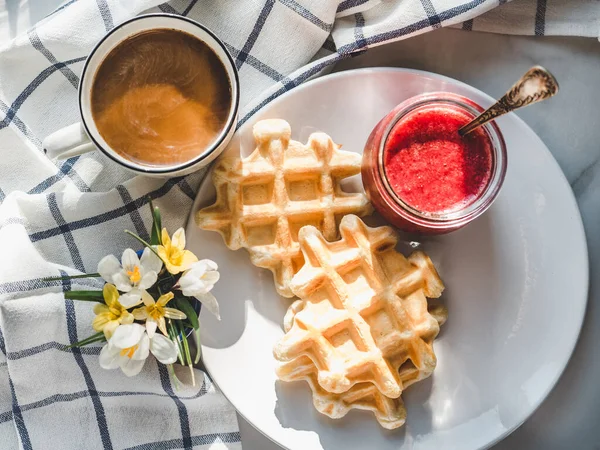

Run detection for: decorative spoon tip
[[458, 66, 559, 137]]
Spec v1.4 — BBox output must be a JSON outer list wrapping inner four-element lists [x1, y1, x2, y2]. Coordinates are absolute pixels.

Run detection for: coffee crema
[[91, 29, 232, 167]]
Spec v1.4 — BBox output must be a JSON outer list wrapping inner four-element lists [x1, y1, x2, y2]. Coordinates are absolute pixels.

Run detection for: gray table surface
[[240, 28, 600, 450], [8, 4, 600, 448]]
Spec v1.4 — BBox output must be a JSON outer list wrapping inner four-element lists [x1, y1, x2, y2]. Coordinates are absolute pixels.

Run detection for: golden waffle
[[195, 119, 372, 297], [280, 301, 407, 429], [285, 356, 407, 429], [273, 215, 446, 399], [277, 297, 447, 429]]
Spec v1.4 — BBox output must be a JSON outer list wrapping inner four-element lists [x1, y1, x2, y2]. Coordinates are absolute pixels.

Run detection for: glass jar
[[361, 92, 507, 234]]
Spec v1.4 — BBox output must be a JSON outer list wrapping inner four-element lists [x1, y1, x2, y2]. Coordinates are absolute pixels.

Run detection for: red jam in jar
[[383, 105, 493, 214], [361, 92, 507, 235]]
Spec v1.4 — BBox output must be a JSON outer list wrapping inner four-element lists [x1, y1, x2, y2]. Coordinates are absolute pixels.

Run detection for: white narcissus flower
[[178, 259, 221, 320], [98, 248, 163, 307], [99, 323, 149, 377], [99, 323, 178, 377]]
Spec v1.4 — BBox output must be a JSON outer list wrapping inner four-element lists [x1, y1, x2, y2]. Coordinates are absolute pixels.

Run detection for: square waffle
[[278, 300, 408, 429], [195, 119, 372, 297], [276, 297, 446, 429], [283, 355, 407, 430], [273, 215, 446, 401]]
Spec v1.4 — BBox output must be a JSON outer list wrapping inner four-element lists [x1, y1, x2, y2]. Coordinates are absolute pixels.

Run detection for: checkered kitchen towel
[[0, 0, 595, 449]]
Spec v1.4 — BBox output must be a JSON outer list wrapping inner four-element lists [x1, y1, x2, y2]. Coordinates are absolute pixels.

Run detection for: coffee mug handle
[[43, 122, 97, 160]]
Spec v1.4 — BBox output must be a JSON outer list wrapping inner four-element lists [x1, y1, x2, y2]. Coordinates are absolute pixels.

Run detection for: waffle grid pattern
[[196, 120, 372, 297], [274, 215, 446, 428]]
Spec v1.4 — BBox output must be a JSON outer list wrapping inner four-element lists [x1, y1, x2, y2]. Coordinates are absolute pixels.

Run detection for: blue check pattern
[[0, 0, 558, 448]]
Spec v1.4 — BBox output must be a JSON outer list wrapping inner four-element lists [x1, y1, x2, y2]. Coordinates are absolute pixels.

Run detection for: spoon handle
[[458, 66, 559, 136]]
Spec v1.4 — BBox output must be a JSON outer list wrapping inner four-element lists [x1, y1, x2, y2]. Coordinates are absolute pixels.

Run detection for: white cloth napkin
[[0, 0, 595, 449], [460, 0, 600, 37]]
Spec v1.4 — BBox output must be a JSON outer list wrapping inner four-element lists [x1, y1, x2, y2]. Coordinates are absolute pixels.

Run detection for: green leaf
[[176, 320, 191, 364], [176, 320, 196, 386], [167, 364, 181, 391], [43, 273, 102, 281], [149, 199, 163, 246], [174, 297, 199, 330], [66, 331, 105, 349], [167, 319, 184, 365], [174, 298, 201, 364], [64, 290, 105, 303], [192, 328, 202, 364]]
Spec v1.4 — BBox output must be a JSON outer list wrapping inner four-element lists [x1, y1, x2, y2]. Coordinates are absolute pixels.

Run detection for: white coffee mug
[[42, 14, 240, 177]]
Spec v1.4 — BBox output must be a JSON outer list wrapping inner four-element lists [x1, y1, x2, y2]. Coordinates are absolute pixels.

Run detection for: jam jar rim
[[375, 92, 508, 228]]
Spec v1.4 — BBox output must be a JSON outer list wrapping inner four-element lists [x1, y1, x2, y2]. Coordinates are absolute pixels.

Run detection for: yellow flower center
[[167, 247, 184, 265], [120, 344, 139, 359], [147, 304, 165, 321], [108, 305, 123, 319], [127, 266, 141, 284]]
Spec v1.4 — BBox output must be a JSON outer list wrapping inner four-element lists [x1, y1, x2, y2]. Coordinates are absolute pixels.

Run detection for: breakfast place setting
[[0, 0, 597, 449]]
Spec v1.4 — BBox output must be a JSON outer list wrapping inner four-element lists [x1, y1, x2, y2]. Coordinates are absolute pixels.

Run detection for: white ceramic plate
[[185, 68, 588, 450]]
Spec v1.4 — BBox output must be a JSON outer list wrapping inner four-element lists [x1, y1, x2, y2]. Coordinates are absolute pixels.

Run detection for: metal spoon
[[458, 66, 559, 136]]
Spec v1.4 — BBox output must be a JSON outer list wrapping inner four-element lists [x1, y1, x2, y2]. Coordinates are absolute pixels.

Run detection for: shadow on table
[[273, 378, 440, 450]]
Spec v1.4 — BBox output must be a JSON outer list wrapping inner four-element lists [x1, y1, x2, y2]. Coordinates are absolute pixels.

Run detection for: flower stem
[[43, 273, 101, 281], [124, 230, 165, 264], [66, 331, 105, 349], [167, 364, 181, 391], [176, 320, 195, 387], [173, 298, 201, 364], [167, 319, 184, 365], [192, 328, 202, 365]]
